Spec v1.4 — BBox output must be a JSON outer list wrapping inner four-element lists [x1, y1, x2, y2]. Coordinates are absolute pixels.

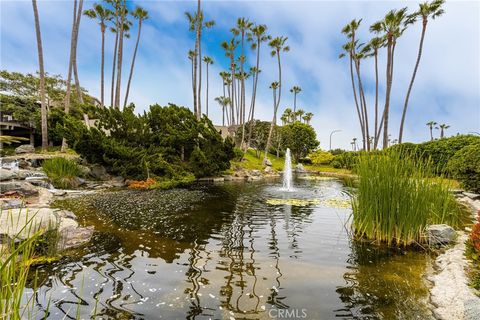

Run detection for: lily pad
[[266, 198, 321, 206], [297, 176, 337, 181], [320, 198, 351, 209]]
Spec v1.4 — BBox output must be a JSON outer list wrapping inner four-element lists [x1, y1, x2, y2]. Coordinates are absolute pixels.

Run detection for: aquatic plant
[[42, 157, 80, 189], [351, 151, 462, 246]]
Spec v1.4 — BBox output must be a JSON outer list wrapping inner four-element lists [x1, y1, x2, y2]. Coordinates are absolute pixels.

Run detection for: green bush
[[447, 143, 480, 192], [331, 159, 341, 168], [390, 135, 480, 173], [333, 151, 362, 170], [352, 151, 462, 246], [42, 157, 80, 189], [233, 148, 244, 161], [309, 150, 334, 165]]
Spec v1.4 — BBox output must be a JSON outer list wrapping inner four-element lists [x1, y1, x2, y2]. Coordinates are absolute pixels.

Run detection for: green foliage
[[282, 122, 319, 162], [309, 149, 334, 165], [447, 143, 480, 192], [233, 147, 244, 161], [42, 157, 81, 189], [390, 135, 480, 173], [63, 104, 234, 181], [333, 151, 362, 170], [331, 159, 342, 168], [351, 151, 462, 246], [240, 120, 271, 156]]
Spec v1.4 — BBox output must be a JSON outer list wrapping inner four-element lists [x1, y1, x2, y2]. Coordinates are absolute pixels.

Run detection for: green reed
[[351, 151, 462, 246], [42, 157, 80, 189]]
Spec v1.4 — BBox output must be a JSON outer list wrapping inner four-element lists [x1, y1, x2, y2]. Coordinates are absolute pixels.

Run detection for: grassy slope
[[230, 149, 350, 174]]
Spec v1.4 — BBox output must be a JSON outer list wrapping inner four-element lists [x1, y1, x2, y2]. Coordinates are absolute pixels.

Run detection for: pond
[[27, 177, 435, 319]]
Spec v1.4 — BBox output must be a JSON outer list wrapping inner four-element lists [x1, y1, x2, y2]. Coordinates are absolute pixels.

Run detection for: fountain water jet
[[282, 148, 293, 191]]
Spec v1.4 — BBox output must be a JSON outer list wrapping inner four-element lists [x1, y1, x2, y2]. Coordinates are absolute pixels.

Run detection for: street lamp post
[[329, 130, 341, 150]]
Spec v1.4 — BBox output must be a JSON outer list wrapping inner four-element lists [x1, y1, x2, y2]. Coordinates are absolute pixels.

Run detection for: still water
[[28, 178, 434, 319]]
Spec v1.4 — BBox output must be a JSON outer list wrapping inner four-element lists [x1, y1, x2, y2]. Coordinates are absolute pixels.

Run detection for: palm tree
[[439, 123, 450, 138], [296, 109, 305, 123], [303, 112, 313, 125], [370, 8, 410, 149], [215, 96, 230, 126], [188, 50, 196, 102], [221, 39, 238, 124], [340, 24, 365, 150], [186, 2, 214, 119], [246, 24, 269, 148], [282, 107, 293, 124], [426, 121, 437, 141], [113, 0, 128, 109], [202, 56, 213, 117], [264, 36, 289, 164], [398, 0, 445, 143], [352, 138, 358, 151], [123, 6, 148, 109], [32, 0, 48, 151], [264, 81, 279, 162], [368, 36, 384, 149], [280, 114, 288, 126], [290, 85, 301, 118], [84, 3, 112, 108]]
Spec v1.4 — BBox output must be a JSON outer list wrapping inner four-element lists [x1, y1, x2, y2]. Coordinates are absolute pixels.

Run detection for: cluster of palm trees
[[31, 0, 148, 151], [426, 121, 450, 140], [186, 1, 303, 157], [281, 108, 313, 125], [340, 0, 445, 151]]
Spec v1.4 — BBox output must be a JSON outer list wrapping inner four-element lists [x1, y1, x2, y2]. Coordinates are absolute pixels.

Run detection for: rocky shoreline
[[427, 192, 480, 320]]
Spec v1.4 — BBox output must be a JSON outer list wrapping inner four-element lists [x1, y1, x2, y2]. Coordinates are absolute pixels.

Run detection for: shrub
[[446, 143, 480, 192], [351, 151, 462, 246], [42, 157, 80, 189], [333, 151, 361, 170], [233, 148, 245, 161], [331, 159, 341, 168], [309, 150, 334, 165], [282, 122, 319, 162]]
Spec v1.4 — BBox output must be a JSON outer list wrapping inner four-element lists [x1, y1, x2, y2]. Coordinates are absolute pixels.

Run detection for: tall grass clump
[[351, 151, 462, 246], [42, 157, 80, 189], [0, 210, 40, 319]]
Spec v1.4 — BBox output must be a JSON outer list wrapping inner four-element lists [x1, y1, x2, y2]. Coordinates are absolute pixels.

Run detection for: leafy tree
[[282, 122, 319, 162]]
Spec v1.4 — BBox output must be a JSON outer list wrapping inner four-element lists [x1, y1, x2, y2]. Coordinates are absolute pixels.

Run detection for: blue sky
[[1, 0, 479, 149]]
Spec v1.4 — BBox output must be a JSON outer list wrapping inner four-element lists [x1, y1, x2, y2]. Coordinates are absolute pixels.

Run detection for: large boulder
[[427, 224, 456, 245], [15, 144, 35, 154], [57, 226, 94, 251], [0, 181, 39, 197], [0, 207, 58, 241], [89, 164, 110, 180], [295, 163, 306, 173], [0, 168, 18, 181], [264, 158, 272, 167]]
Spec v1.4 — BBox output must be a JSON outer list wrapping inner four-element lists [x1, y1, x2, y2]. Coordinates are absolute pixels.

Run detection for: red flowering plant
[[470, 210, 480, 254]]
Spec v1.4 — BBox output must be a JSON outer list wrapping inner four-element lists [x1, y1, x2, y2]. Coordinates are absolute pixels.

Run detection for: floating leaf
[[266, 198, 321, 206]]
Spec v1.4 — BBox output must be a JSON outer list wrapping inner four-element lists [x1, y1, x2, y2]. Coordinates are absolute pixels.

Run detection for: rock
[[0, 181, 38, 197], [50, 189, 67, 196], [19, 169, 48, 180], [427, 224, 456, 245], [109, 176, 125, 187], [264, 166, 274, 174], [57, 226, 94, 251], [17, 159, 30, 169], [0, 168, 18, 181], [55, 209, 77, 220], [250, 170, 261, 176], [0, 207, 58, 241], [73, 177, 86, 186], [15, 144, 35, 154], [295, 163, 306, 173], [264, 159, 272, 167], [89, 164, 110, 180], [58, 218, 79, 231], [0, 198, 23, 209], [463, 192, 480, 200], [78, 165, 92, 177]]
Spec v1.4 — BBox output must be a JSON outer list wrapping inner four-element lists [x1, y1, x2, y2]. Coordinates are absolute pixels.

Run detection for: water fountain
[[282, 148, 293, 191]]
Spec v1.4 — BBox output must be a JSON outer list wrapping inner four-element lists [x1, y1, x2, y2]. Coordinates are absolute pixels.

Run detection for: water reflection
[[22, 179, 433, 319]]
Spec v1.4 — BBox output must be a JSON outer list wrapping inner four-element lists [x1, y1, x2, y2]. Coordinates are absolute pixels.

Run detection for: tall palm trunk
[[399, 18, 427, 143], [114, 4, 125, 109], [383, 38, 394, 149], [124, 18, 143, 109], [247, 38, 261, 148], [100, 21, 106, 107], [264, 51, 282, 163], [32, 0, 48, 151], [355, 59, 370, 151], [205, 60, 209, 117], [198, 27, 202, 118], [348, 54, 365, 148], [62, 0, 79, 152], [193, 0, 200, 118], [373, 49, 379, 149], [111, 18, 119, 108], [72, 0, 84, 104], [264, 87, 277, 163]]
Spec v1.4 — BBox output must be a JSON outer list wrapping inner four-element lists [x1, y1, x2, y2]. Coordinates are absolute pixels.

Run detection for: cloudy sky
[[1, 0, 479, 149]]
